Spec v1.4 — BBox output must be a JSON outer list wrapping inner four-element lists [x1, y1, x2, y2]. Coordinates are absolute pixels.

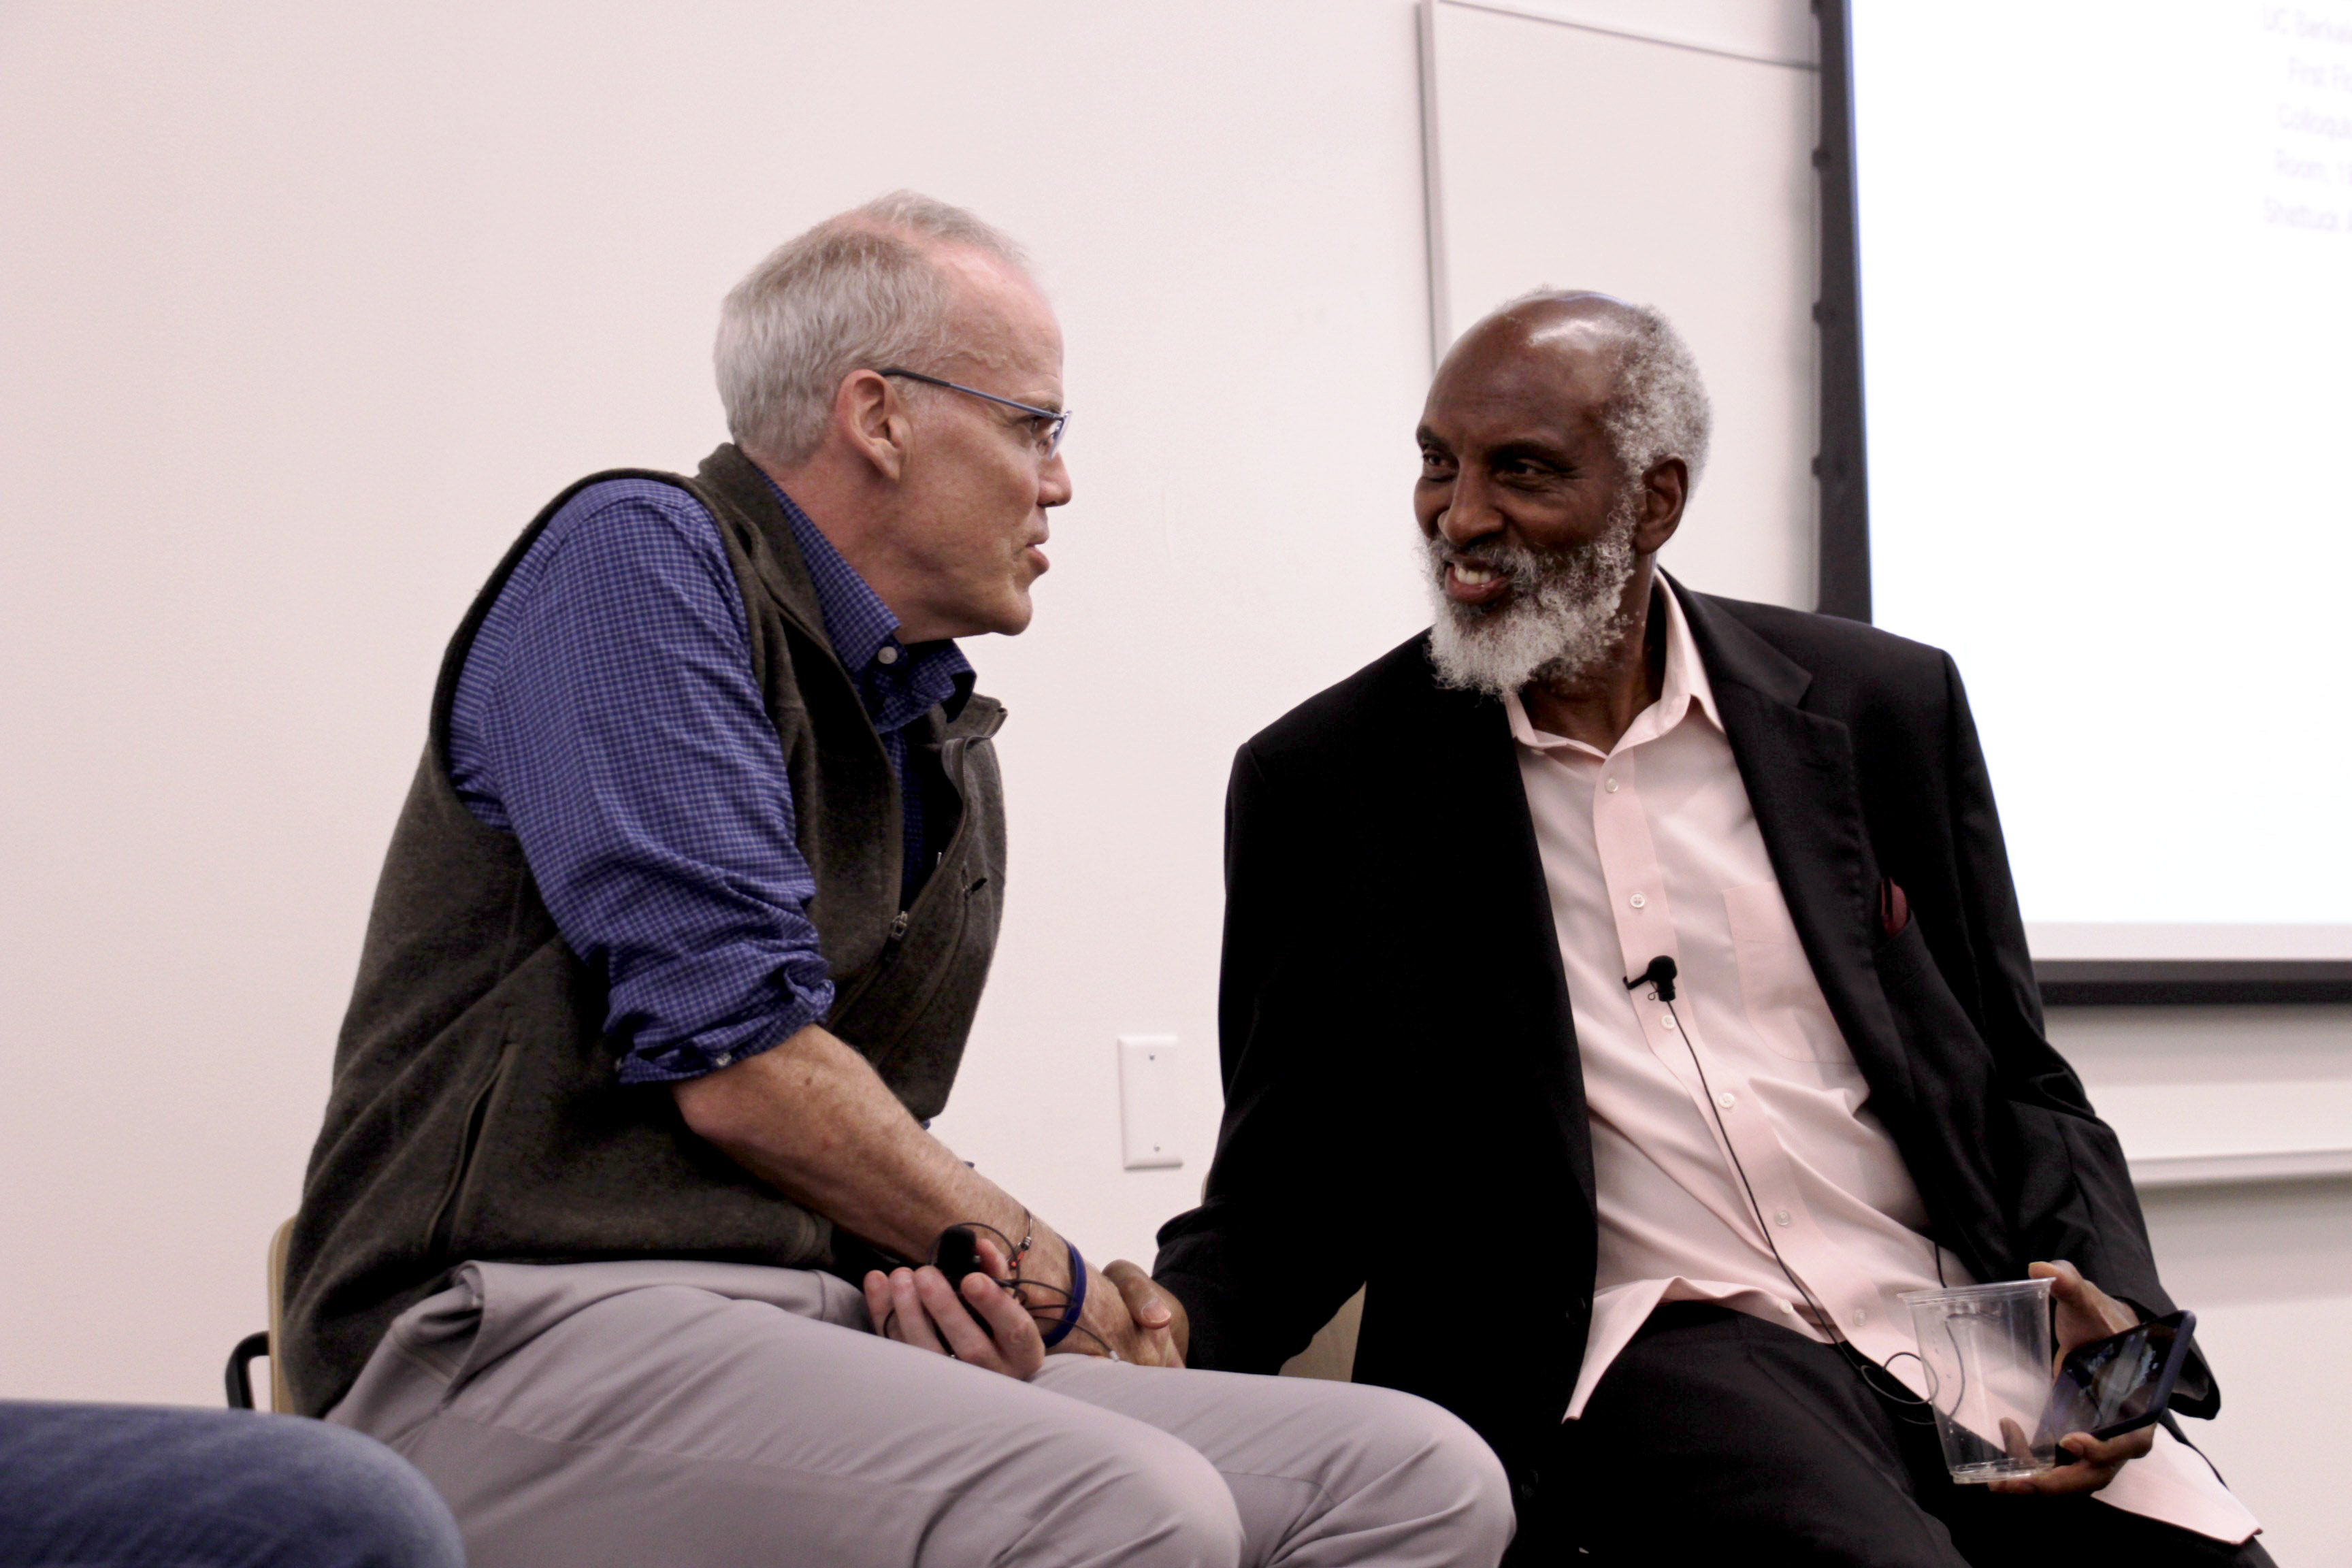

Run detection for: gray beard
[[1423, 493, 1641, 699]]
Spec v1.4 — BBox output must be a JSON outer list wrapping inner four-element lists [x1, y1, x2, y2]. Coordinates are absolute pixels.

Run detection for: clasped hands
[[862, 1234, 1187, 1380]]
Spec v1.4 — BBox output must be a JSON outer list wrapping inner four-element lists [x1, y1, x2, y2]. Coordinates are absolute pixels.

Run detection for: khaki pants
[[330, 1260, 1512, 1568]]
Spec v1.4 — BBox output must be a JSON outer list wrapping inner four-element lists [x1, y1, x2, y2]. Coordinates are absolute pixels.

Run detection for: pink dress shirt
[[1510, 578, 2255, 1543]]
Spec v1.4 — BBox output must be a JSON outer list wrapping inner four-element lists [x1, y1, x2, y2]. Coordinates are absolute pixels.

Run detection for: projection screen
[[1846, 1, 2352, 968]]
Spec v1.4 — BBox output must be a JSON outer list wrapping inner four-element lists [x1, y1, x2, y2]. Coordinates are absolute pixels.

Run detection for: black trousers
[[1520, 1303, 2273, 1568]]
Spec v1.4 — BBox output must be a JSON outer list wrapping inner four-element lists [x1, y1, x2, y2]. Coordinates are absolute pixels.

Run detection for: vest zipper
[[424, 1045, 508, 1260], [826, 733, 982, 1025], [887, 734, 979, 943]]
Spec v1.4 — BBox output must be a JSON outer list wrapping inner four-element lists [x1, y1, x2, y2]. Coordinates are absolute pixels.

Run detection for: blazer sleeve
[[1934, 655, 2216, 1413], [1152, 740, 1375, 1373]]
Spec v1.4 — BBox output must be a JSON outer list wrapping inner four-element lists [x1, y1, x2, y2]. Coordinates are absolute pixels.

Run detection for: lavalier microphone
[[1624, 954, 1678, 1002]]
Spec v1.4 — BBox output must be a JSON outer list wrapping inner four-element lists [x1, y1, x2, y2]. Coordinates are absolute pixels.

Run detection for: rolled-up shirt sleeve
[[446, 478, 833, 1085]]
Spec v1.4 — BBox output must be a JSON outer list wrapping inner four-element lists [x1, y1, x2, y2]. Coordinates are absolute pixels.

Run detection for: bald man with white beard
[[1152, 293, 2267, 1567]]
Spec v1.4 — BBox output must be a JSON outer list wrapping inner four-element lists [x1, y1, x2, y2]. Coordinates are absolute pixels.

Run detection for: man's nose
[[1039, 451, 1073, 509], [1437, 470, 1502, 549]]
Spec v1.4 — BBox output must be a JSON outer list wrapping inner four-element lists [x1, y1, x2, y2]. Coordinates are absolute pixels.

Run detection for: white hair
[[1499, 291, 1713, 489], [714, 191, 1034, 464]]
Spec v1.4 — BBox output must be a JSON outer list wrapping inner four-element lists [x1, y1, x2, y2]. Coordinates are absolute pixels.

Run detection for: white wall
[[0, 1, 2341, 1558], [2054, 1005, 2352, 1560]]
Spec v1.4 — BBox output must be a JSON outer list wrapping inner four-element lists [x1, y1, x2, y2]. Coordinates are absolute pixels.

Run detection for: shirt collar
[[1653, 572, 1721, 731], [1503, 572, 1720, 755], [764, 476, 975, 721]]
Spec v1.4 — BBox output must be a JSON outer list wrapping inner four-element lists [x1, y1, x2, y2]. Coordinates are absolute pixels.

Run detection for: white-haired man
[[1152, 293, 2268, 1565], [281, 193, 1512, 1567]]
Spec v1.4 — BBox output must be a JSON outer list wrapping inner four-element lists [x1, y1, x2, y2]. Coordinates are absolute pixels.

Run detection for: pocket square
[[1878, 879, 1910, 937]]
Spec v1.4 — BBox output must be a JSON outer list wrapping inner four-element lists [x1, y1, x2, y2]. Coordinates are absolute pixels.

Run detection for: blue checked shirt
[[448, 475, 974, 1085]]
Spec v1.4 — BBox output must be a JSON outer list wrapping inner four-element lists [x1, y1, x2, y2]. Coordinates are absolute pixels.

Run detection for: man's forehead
[[936, 248, 1063, 391], [1424, 322, 1618, 438]]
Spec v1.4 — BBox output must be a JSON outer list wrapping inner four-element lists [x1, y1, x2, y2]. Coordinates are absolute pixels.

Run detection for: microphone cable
[[1624, 956, 1936, 1418]]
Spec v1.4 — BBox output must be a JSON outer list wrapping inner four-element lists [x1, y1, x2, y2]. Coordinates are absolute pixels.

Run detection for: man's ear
[[833, 369, 912, 483], [1636, 457, 1688, 554]]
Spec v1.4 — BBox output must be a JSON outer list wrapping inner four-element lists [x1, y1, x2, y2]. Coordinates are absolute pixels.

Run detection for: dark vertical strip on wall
[[1814, 0, 1872, 621]]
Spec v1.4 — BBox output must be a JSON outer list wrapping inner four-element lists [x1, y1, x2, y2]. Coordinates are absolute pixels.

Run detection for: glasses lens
[[1043, 411, 1069, 459]]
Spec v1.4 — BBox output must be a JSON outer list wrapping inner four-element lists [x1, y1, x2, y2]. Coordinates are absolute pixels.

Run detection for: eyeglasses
[[878, 368, 1071, 459]]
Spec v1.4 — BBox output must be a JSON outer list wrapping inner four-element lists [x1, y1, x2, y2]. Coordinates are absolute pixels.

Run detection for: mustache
[[1427, 535, 1604, 599], [1428, 536, 1540, 584]]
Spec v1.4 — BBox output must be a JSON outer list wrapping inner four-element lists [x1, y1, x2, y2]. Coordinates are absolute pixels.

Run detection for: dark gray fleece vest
[[282, 444, 1007, 1416]]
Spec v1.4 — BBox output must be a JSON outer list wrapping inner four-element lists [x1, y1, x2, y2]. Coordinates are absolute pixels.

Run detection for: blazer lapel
[[1407, 653, 1598, 1214], [1674, 585, 1920, 1123]]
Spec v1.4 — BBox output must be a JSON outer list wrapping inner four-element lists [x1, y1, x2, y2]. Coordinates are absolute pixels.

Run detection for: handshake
[[862, 1222, 1190, 1379]]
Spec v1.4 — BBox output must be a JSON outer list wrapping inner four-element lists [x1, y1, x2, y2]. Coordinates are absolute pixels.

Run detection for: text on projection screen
[[1850, 1, 2352, 961]]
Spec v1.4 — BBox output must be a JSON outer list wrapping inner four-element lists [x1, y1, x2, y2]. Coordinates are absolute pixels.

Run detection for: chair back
[[266, 1217, 295, 1412]]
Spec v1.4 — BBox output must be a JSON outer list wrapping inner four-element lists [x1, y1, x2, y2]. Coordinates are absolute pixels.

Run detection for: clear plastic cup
[[1899, 1277, 2058, 1482]]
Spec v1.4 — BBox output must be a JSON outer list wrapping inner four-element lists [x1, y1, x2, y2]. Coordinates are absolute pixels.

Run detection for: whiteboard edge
[[1417, 0, 1450, 370], [1432, 0, 1819, 73]]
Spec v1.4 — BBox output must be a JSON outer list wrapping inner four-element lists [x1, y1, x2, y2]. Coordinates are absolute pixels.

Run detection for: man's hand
[[1987, 1260, 2154, 1496], [862, 1236, 1045, 1381], [1113, 1267, 1191, 1364], [1016, 1247, 1183, 1367], [1073, 1260, 1183, 1368]]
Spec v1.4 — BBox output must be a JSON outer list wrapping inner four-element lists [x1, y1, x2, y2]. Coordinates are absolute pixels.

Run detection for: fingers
[[2027, 1259, 2138, 1356], [2076, 1426, 2156, 1465], [1102, 1260, 1186, 1368], [1987, 1425, 2155, 1495], [2029, 1258, 2129, 1323], [960, 1269, 1046, 1378], [1984, 1418, 2048, 1494], [1105, 1259, 1171, 1329], [1111, 1267, 1190, 1362], [882, 1269, 947, 1355], [869, 1264, 1044, 1380], [2027, 1259, 2080, 1292], [1989, 1457, 2120, 1495], [1105, 1260, 1171, 1328], [913, 1266, 996, 1364], [1064, 1263, 1179, 1368]]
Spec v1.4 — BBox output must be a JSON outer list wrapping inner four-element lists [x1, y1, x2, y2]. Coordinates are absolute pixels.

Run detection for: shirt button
[[1604, 777, 1620, 793], [1629, 893, 1648, 909], [1660, 1011, 1678, 1030], [1774, 1208, 1792, 1226], [1716, 1091, 1737, 1110], [875, 645, 901, 666], [712, 1052, 734, 1068], [1854, 1307, 1870, 1326]]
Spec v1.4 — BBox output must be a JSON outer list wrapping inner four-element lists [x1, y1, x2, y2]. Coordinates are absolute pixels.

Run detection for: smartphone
[[929, 1225, 999, 1337], [932, 1225, 987, 1290], [2037, 1309, 2196, 1447]]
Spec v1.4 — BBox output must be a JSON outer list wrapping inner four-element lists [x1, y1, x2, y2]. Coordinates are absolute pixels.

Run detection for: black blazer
[[1154, 582, 2196, 1517]]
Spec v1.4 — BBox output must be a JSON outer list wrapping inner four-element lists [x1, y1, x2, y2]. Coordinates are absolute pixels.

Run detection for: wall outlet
[[1118, 1035, 1183, 1170]]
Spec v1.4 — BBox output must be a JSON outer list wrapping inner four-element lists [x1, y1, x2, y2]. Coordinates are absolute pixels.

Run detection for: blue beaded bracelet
[[1037, 1240, 1088, 1348]]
